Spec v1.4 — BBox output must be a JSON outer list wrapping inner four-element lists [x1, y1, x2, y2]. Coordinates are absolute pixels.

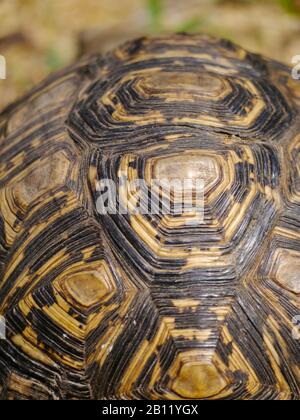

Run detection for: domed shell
[[0, 34, 299, 400]]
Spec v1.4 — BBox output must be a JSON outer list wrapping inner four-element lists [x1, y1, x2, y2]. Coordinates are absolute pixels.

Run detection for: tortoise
[[0, 34, 299, 400]]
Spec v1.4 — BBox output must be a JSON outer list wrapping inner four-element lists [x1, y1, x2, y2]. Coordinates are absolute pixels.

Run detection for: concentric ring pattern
[[0, 35, 299, 400]]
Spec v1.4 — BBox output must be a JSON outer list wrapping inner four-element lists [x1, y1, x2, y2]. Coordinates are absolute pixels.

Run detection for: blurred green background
[[0, 0, 299, 109]]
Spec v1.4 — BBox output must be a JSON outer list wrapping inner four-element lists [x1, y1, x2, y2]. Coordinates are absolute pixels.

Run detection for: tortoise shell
[[0, 34, 299, 400]]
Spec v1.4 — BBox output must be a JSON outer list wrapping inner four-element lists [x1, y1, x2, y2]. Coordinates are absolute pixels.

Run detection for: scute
[[63, 261, 117, 307], [13, 151, 70, 211], [0, 34, 299, 400], [171, 362, 228, 399], [69, 36, 295, 147]]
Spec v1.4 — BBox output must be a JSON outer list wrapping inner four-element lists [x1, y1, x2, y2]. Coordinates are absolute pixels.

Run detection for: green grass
[[176, 17, 204, 33], [278, 0, 300, 14], [146, 0, 300, 36], [46, 49, 66, 72], [146, 0, 204, 33], [147, 0, 163, 31]]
